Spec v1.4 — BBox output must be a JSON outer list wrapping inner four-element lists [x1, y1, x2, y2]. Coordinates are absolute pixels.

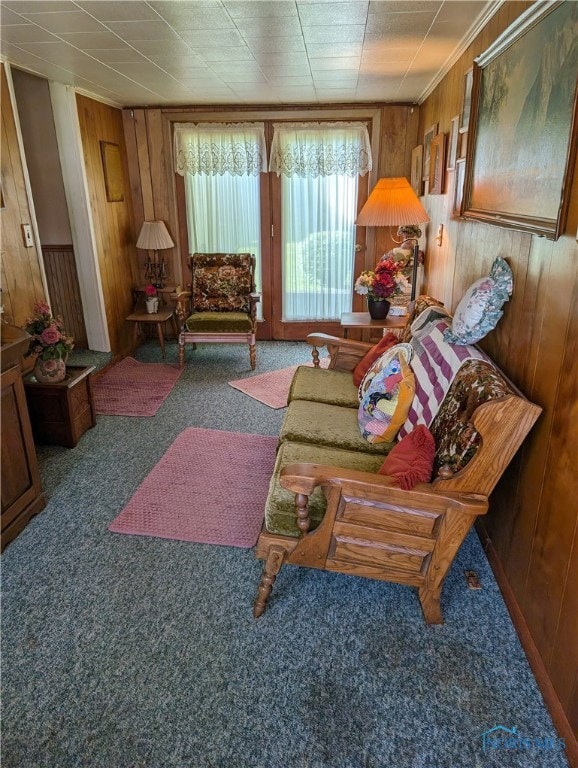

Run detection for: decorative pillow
[[358, 343, 413, 401], [444, 257, 513, 345], [378, 425, 436, 490], [358, 352, 415, 444], [352, 332, 398, 387]]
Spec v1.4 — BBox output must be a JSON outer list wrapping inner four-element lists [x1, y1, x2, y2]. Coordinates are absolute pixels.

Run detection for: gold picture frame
[[411, 145, 423, 197], [429, 133, 446, 195], [447, 115, 460, 171], [422, 124, 438, 181], [99, 141, 125, 203]]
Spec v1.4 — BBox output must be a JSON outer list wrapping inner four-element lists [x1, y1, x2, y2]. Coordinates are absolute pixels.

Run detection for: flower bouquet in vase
[[354, 258, 410, 319], [25, 301, 74, 383], [144, 284, 159, 314]]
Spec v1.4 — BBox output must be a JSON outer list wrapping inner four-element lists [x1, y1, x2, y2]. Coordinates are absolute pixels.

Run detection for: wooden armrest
[[279, 462, 488, 517], [306, 333, 373, 370], [250, 292, 261, 302]]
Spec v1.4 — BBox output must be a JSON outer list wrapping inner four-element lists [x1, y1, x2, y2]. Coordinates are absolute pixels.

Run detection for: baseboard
[[476, 521, 578, 768]]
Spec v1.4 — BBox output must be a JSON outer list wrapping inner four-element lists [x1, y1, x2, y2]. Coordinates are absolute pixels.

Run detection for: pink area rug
[[228, 358, 330, 409], [93, 357, 183, 417], [108, 428, 277, 547]]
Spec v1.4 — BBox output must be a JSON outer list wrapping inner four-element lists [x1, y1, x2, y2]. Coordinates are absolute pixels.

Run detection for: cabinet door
[[1, 365, 44, 540]]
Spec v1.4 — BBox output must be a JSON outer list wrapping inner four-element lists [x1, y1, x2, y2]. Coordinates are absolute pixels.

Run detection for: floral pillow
[[358, 347, 415, 444], [444, 257, 513, 345], [358, 343, 413, 401]]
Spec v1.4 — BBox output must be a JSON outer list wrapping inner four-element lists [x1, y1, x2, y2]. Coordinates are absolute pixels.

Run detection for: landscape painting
[[465, 1, 578, 239]]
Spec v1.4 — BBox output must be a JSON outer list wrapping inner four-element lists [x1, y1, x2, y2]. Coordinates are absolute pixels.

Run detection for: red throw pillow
[[352, 332, 399, 387], [378, 425, 436, 490]]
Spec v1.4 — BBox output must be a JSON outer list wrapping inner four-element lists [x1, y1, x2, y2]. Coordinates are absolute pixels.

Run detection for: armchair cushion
[[185, 312, 253, 333], [352, 331, 399, 387], [288, 366, 359, 408], [265, 440, 385, 537], [378, 425, 436, 489]]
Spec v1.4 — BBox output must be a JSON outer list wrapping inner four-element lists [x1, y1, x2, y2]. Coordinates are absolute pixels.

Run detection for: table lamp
[[356, 177, 430, 301], [136, 220, 175, 288]]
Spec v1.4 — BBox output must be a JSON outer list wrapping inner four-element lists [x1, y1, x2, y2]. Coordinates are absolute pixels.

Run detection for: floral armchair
[[173, 253, 260, 369]]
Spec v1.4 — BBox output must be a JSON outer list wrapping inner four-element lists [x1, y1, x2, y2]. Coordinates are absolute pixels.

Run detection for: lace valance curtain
[[269, 122, 372, 178], [173, 122, 267, 176]]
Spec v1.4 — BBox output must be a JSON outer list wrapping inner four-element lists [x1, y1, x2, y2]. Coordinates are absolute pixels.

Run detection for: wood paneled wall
[[419, 1, 578, 750], [75, 95, 139, 357], [0, 65, 46, 327]]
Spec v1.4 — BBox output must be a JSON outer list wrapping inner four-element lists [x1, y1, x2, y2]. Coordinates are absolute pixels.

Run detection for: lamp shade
[[356, 178, 430, 227], [136, 220, 174, 250]]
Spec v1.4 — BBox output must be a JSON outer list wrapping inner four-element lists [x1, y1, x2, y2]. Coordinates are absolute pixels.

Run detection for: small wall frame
[[99, 141, 125, 203], [429, 133, 446, 195]]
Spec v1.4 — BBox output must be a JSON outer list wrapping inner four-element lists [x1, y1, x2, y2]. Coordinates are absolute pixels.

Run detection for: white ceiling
[[0, 0, 496, 107]]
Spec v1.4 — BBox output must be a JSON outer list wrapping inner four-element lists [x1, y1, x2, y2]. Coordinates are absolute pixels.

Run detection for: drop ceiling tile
[[88, 49, 153, 65], [3, 1, 77, 12], [194, 46, 255, 62], [0, 7, 29, 25], [233, 16, 303, 38], [313, 73, 358, 86], [297, 2, 368, 26], [245, 37, 306, 53], [250, 51, 310, 66], [436, 1, 488, 23], [261, 64, 312, 77], [58, 32, 132, 50], [224, 2, 299, 19], [129, 39, 195, 57], [315, 89, 358, 101], [209, 60, 264, 75], [152, 7, 235, 30], [306, 42, 362, 58], [361, 46, 415, 64], [76, 2, 160, 23], [368, 1, 441, 14], [309, 57, 360, 71], [273, 86, 317, 99], [110, 62, 176, 80], [14, 40, 95, 63], [106, 20, 181, 42], [302, 24, 365, 44], [148, 60, 209, 77], [1, 25, 60, 44], [266, 75, 313, 86], [177, 28, 245, 48], [366, 11, 435, 36], [212, 70, 268, 84], [21, 11, 106, 33]]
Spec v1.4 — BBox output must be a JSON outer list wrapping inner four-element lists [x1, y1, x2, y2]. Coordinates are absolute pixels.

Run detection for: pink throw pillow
[[352, 332, 399, 387], [378, 425, 436, 490]]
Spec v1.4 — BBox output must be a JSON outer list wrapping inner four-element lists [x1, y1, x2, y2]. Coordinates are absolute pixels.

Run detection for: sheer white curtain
[[270, 122, 372, 322], [174, 123, 265, 312]]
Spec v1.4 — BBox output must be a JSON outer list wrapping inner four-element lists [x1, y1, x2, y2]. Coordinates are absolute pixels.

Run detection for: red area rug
[[228, 358, 330, 409], [93, 357, 183, 417], [108, 428, 277, 547]]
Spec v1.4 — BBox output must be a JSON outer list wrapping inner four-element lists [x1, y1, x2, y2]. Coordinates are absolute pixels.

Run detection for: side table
[[125, 309, 179, 359], [340, 311, 408, 339], [24, 365, 96, 448]]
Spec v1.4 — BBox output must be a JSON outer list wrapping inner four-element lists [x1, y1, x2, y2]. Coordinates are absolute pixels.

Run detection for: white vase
[[146, 297, 159, 314]]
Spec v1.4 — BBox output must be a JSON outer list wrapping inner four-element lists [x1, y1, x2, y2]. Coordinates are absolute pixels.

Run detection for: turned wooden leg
[[249, 342, 256, 370], [253, 546, 285, 618], [295, 493, 311, 535], [178, 339, 185, 368], [418, 585, 444, 624], [311, 346, 320, 367]]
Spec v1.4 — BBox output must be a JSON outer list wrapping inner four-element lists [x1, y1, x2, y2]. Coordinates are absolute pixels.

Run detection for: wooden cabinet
[[24, 365, 96, 448], [1, 364, 46, 550]]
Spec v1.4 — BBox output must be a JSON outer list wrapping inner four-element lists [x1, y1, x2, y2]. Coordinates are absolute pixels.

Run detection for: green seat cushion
[[185, 312, 252, 333], [265, 440, 386, 537], [280, 400, 393, 455], [288, 366, 359, 408]]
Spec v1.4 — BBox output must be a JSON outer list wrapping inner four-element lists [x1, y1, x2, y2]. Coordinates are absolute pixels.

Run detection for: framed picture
[[422, 123, 438, 181], [459, 69, 473, 132], [464, 1, 578, 240], [447, 115, 460, 171], [411, 145, 423, 197], [429, 133, 446, 195], [99, 141, 125, 202], [454, 159, 466, 217]]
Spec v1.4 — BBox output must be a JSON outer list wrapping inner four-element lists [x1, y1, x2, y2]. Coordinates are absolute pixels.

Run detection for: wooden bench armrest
[[306, 332, 373, 370], [279, 462, 488, 517]]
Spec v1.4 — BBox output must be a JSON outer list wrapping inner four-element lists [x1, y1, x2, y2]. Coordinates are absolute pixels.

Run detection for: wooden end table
[[24, 365, 96, 448], [126, 308, 179, 359], [340, 311, 408, 338]]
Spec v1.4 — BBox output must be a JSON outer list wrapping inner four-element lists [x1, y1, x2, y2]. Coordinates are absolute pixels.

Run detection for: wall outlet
[[21, 224, 34, 247]]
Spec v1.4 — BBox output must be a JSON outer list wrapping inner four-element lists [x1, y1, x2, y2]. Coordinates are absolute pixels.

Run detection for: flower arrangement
[[24, 301, 74, 360], [354, 257, 410, 302], [144, 284, 158, 298]]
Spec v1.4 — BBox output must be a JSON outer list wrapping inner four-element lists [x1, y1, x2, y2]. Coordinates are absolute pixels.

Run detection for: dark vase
[[367, 298, 390, 320]]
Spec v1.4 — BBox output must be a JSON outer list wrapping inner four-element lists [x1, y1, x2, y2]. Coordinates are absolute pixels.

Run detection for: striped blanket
[[398, 316, 488, 439]]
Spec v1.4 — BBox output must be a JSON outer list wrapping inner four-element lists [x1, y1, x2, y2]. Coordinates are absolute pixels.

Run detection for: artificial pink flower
[[41, 325, 61, 345], [42, 359, 58, 371]]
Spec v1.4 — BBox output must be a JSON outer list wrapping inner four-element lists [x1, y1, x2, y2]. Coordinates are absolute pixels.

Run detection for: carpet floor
[[109, 428, 277, 547], [93, 356, 183, 416], [228, 359, 329, 408], [1, 340, 569, 768]]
